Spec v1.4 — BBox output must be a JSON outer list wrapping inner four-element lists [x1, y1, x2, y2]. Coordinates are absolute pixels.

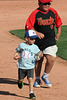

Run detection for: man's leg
[[45, 54, 55, 73], [42, 54, 56, 87], [35, 57, 43, 76], [34, 57, 44, 87]]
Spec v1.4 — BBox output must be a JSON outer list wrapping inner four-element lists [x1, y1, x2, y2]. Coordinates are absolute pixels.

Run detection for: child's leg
[[28, 78, 33, 93], [18, 79, 24, 89], [28, 77, 36, 99], [27, 69, 36, 99], [18, 68, 26, 89]]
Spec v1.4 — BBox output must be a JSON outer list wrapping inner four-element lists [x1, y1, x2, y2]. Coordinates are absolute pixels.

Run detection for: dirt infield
[[0, 0, 67, 100]]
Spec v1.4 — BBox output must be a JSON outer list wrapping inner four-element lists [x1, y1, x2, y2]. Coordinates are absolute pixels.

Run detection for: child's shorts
[[18, 68, 34, 80], [43, 45, 58, 58]]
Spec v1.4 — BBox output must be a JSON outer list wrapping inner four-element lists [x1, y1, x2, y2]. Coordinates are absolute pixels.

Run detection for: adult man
[[25, 0, 62, 87]]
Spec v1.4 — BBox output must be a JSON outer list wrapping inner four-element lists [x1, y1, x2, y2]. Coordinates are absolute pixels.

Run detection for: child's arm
[[35, 51, 43, 61], [38, 51, 43, 58], [14, 52, 21, 60]]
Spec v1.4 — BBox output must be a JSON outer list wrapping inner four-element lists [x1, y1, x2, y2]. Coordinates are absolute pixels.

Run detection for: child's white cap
[[25, 30, 38, 38]]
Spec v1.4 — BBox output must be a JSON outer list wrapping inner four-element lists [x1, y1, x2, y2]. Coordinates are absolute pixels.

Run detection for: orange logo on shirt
[[37, 17, 54, 29]]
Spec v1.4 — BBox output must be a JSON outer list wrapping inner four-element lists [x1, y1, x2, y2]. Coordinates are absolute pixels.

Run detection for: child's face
[[25, 37, 36, 45]]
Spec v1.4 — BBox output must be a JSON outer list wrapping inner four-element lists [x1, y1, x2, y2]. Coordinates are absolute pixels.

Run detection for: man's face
[[39, 2, 51, 12]]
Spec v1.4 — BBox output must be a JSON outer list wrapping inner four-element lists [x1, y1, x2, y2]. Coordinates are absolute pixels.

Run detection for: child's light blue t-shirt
[[15, 42, 40, 69]]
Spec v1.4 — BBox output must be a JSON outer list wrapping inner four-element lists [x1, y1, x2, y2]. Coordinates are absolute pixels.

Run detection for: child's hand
[[35, 51, 43, 61], [14, 52, 21, 60]]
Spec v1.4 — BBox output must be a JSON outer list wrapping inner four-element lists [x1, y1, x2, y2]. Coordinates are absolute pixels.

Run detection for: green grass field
[[9, 25, 67, 60]]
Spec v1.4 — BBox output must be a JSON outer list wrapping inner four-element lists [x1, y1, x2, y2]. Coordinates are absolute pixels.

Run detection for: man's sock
[[36, 76, 40, 80], [43, 72, 49, 78]]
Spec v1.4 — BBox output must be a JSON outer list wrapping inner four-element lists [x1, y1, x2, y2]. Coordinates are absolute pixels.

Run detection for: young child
[[14, 30, 43, 99]]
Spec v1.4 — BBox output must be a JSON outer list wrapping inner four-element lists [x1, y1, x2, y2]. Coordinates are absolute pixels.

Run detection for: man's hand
[[56, 33, 61, 41], [30, 29, 44, 39], [37, 32, 44, 39], [34, 30, 44, 39]]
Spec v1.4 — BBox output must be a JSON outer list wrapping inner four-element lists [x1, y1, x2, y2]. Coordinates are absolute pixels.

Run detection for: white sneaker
[[34, 79, 41, 87], [42, 76, 52, 87]]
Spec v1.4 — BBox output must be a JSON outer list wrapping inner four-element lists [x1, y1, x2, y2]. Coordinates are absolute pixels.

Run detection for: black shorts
[[18, 68, 34, 80]]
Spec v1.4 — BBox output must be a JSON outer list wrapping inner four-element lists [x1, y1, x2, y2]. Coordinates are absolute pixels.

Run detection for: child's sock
[[30, 91, 33, 94]]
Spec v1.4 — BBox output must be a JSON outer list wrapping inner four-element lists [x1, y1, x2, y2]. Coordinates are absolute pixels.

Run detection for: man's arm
[[56, 26, 61, 41]]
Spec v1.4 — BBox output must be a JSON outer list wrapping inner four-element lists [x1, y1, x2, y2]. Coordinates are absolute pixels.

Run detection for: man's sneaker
[[42, 76, 52, 87], [34, 79, 41, 87], [18, 81, 24, 89], [29, 93, 36, 99]]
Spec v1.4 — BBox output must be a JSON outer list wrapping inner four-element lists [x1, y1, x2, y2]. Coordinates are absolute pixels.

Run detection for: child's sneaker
[[34, 79, 41, 87], [18, 81, 24, 89], [29, 93, 36, 99], [42, 76, 52, 87]]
